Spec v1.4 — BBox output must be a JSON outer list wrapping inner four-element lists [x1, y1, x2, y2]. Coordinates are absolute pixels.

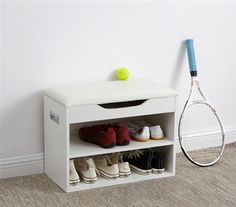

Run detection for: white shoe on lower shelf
[[109, 153, 131, 177], [75, 157, 98, 183], [69, 159, 80, 185], [94, 155, 119, 179]]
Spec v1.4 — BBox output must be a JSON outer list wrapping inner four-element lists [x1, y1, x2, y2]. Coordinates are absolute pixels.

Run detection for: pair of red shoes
[[79, 124, 131, 148]]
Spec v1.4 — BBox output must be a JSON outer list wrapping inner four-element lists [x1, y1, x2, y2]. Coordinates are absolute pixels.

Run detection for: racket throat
[[190, 70, 197, 77], [191, 76, 198, 83]]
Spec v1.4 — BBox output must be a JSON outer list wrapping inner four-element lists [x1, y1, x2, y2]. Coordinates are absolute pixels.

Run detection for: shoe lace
[[90, 158, 100, 175], [147, 150, 153, 169], [117, 152, 124, 163], [77, 157, 100, 175], [104, 155, 114, 166], [94, 154, 115, 167], [123, 150, 144, 159], [108, 152, 123, 163]]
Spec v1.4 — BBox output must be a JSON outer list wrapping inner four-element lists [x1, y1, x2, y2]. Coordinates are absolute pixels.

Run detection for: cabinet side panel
[[44, 96, 68, 192]]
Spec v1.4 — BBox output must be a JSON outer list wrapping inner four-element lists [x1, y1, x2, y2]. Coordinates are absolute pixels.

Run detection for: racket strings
[[179, 101, 225, 166]]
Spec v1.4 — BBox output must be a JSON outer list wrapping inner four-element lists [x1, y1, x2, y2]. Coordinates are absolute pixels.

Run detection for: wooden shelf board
[[70, 136, 174, 158]]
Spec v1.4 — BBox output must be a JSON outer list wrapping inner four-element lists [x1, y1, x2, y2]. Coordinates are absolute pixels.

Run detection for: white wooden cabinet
[[44, 79, 177, 192]]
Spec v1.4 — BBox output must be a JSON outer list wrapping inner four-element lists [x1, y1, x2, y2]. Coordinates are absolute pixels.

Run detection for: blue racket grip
[[185, 39, 197, 76]]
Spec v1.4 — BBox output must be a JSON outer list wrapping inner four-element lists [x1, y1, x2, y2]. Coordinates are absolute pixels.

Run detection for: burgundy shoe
[[79, 125, 116, 148], [112, 124, 131, 146]]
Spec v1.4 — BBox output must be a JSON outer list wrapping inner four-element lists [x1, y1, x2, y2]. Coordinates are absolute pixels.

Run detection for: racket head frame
[[178, 77, 225, 167]]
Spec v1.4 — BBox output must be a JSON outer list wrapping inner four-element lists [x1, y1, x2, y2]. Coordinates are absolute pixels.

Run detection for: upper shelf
[[44, 79, 177, 107]]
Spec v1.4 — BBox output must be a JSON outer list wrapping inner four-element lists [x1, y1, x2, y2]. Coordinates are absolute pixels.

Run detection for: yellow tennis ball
[[116, 68, 130, 80]]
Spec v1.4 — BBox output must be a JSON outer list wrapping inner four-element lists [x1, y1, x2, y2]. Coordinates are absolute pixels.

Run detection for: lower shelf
[[67, 170, 175, 192]]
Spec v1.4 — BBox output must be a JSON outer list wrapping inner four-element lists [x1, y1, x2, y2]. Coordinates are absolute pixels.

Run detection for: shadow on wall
[[169, 41, 186, 89], [107, 69, 117, 81], [1, 92, 44, 157]]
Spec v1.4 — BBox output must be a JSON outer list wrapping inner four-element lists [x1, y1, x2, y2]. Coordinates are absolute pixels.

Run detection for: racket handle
[[185, 39, 197, 76]]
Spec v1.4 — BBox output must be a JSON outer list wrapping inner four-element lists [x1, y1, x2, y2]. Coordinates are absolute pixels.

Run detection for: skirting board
[[0, 153, 44, 179], [175, 127, 236, 153], [0, 127, 235, 179]]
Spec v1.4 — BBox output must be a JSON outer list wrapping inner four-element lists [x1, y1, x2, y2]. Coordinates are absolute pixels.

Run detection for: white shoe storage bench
[[44, 79, 177, 192]]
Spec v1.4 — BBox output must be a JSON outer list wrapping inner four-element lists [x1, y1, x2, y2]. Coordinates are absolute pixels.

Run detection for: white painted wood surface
[[44, 79, 177, 107], [70, 136, 174, 158], [68, 97, 175, 123], [44, 96, 69, 191], [67, 171, 175, 192]]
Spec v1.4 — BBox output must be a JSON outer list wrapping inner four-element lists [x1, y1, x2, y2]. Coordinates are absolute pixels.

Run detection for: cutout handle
[[98, 99, 147, 109]]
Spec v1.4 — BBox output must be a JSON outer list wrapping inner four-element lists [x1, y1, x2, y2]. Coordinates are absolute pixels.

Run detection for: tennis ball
[[116, 68, 130, 80]]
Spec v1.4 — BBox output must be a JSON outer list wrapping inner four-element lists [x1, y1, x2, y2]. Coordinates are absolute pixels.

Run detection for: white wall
[[0, 1, 3, 159], [1, 1, 236, 164]]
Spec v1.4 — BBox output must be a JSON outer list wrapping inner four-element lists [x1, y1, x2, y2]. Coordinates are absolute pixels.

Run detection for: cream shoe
[[69, 159, 80, 185], [75, 157, 98, 183], [109, 153, 131, 177], [94, 155, 119, 179]]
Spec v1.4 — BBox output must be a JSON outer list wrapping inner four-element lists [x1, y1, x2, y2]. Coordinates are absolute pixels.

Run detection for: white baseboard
[[175, 127, 236, 153], [0, 127, 235, 179], [0, 153, 44, 179]]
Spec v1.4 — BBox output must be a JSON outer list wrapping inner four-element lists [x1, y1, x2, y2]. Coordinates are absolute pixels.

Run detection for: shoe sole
[[152, 168, 165, 173], [100, 142, 116, 148], [78, 173, 97, 183], [82, 179, 97, 184], [119, 171, 131, 177], [98, 169, 119, 179], [132, 137, 150, 142], [117, 140, 130, 146], [150, 136, 164, 140], [69, 179, 80, 185], [129, 164, 152, 175]]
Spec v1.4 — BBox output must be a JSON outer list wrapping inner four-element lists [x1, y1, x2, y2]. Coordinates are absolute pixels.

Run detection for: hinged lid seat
[[44, 79, 177, 107]]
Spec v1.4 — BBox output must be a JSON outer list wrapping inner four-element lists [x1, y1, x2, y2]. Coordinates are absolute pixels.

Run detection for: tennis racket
[[178, 39, 225, 167]]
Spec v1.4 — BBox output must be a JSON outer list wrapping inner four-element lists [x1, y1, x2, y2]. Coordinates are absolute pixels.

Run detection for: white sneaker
[[129, 121, 164, 140], [109, 153, 131, 177], [128, 122, 150, 142], [150, 125, 164, 140], [69, 159, 80, 185], [94, 155, 119, 179], [75, 157, 98, 183]]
